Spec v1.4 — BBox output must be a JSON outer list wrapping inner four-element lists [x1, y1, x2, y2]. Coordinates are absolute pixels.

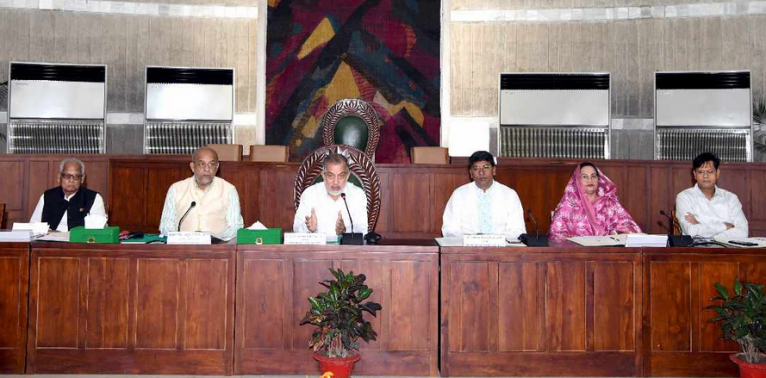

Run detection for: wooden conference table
[[0, 241, 763, 377]]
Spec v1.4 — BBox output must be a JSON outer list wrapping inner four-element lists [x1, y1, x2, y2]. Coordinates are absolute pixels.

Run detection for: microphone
[[660, 209, 692, 247], [178, 201, 196, 232], [340, 193, 363, 245], [519, 209, 549, 247]]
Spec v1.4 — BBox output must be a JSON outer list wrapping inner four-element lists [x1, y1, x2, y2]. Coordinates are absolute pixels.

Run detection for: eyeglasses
[[471, 165, 493, 172], [61, 173, 83, 181], [323, 171, 349, 181], [579, 174, 598, 181], [695, 169, 716, 177], [195, 161, 219, 170]]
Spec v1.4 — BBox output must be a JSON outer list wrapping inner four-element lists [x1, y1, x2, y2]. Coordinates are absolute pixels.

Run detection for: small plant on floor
[[300, 268, 382, 358], [707, 279, 766, 363]]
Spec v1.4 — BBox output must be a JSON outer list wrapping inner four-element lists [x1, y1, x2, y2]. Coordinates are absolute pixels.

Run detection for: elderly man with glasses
[[30, 157, 107, 232], [159, 146, 243, 241], [293, 153, 368, 238], [441, 150, 526, 239]]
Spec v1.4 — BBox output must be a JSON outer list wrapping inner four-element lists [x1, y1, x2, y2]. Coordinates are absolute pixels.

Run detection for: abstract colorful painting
[[265, 0, 441, 163]]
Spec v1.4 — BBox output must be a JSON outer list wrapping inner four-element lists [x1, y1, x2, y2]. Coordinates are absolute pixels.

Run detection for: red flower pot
[[731, 354, 766, 378], [313, 351, 362, 378]]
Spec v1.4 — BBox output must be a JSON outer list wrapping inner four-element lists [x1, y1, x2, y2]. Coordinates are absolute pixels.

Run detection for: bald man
[[159, 147, 244, 241]]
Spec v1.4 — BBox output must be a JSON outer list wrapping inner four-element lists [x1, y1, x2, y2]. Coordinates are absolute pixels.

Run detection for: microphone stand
[[660, 210, 692, 247], [340, 193, 363, 245], [520, 209, 549, 247], [178, 201, 197, 232]]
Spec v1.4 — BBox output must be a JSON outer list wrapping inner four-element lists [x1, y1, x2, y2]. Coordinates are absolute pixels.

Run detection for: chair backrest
[[321, 99, 381, 158], [671, 210, 682, 236], [0, 203, 5, 229], [249, 145, 289, 162], [206, 144, 243, 162], [411, 147, 450, 164], [294, 145, 381, 232]]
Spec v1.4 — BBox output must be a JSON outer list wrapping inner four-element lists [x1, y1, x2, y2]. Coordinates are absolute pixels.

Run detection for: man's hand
[[684, 213, 699, 225], [304, 208, 318, 232], [724, 222, 734, 230], [335, 211, 346, 235]]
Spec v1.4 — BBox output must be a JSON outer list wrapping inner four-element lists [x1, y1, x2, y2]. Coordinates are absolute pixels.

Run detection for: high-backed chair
[[206, 144, 243, 162], [294, 145, 381, 232], [411, 147, 450, 164], [321, 99, 382, 158], [249, 145, 290, 162]]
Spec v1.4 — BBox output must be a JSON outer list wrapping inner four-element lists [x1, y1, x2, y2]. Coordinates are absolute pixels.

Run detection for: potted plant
[[300, 268, 382, 378], [707, 279, 766, 378]]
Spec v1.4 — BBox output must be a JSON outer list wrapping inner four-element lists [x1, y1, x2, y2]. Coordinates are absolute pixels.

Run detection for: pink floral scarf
[[548, 165, 641, 241]]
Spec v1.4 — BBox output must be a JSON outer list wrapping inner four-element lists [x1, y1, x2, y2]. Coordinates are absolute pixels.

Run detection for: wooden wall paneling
[[649, 166, 674, 234], [698, 263, 739, 353], [0, 243, 30, 374], [108, 164, 148, 228], [429, 170, 470, 236], [0, 160, 26, 227], [391, 171, 433, 235], [257, 165, 298, 231], [375, 171, 391, 233], [216, 163, 261, 228], [440, 247, 641, 377], [27, 243, 235, 374], [748, 168, 766, 235], [235, 245, 439, 376]]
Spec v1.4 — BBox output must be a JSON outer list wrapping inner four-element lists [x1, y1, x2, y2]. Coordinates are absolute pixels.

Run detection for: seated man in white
[[159, 147, 244, 241], [30, 157, 107, 231], [293, 153, 368, 237], [442, 150, 526, 240], [676, 152, 748, 239]]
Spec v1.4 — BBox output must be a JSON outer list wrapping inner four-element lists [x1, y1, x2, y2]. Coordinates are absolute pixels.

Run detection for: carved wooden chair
[[294, 145, 381, 232], [321, 99, 382, 159]]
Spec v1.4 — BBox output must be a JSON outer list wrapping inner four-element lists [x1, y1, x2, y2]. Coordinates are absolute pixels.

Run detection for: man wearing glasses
[[159, 146, 243, 241], [442, 150, 526, 239], [293, 153, 368, 237], [30, 157, 107, 232], [675, 152, 748, 238]]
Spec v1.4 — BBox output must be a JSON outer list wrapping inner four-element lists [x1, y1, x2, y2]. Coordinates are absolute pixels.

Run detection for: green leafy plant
[[755, 98, 766, 158], [707, 279, 766, 363], [300, 268, 382, 358]]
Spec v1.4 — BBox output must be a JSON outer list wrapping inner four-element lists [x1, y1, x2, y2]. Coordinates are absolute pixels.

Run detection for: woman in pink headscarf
[[549, 162, 641, 242]]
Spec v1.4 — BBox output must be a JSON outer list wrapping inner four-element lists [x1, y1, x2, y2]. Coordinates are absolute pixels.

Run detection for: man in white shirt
[[30, 157, 107, 232], [442, 151, 526, 239], [293, 153, 368, 237], [159, 147, 244, 241], [675, 152, 748, 239]]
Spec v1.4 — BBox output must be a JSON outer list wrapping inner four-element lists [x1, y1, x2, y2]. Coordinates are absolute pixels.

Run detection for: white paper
[[84, 214, 108, 229], [568, 235, 627, 246], [712, 236, 766, 248], [167, 231, 212, 245], [284, 233, 327, 245], [36, 232, 71, 242], [247, 221, 268, 230], [0, 230, 33, 242], [463, 234, 506, 247], [625, 234, 668, 247], [13, 222, 49, 236]]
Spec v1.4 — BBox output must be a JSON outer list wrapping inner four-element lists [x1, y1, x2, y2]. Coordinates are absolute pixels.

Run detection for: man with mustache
[[159, 146, 243, 241], [293, 153, 368, 238]]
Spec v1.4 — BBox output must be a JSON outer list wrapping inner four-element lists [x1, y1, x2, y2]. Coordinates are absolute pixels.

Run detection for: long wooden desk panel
[[235, 244, 439, 376], [440, 246, 643, 377], [26, 243, 235, 375], [0, 242, 30, 374], [642, 247, 766, 377]]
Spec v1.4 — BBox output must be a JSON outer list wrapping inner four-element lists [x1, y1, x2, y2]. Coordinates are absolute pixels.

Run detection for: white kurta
[[293, 182, 368, 237], [442, 181, 527, 239], [30, 192, 107, 232], [675, 184, 748, 239]]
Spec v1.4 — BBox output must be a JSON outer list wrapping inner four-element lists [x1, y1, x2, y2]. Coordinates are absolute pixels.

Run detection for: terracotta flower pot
[[731, 354, 766, 378], [313, 351, 362, 378]]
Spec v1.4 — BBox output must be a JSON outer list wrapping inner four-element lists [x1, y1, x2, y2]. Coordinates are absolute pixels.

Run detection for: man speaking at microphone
[[159, 146, 244, 241], [442, 151, 526, 240], [293, 153, 368, 238]]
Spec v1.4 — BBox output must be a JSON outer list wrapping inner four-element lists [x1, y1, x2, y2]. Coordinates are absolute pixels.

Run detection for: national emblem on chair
[[294, 145, 381, 233], [321, 99, 382, 159]]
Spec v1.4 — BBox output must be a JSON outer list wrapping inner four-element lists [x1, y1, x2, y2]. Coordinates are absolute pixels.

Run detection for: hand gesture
[[305, 208, 318, 232], [335, 211, 346, 235]]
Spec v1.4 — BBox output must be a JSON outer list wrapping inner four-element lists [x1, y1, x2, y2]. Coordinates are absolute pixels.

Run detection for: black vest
[[41, 187, 98, 230]]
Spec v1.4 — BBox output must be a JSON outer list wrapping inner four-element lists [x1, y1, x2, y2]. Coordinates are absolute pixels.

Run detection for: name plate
[[463, 234, 507, 247], [167, 232, 211, 245], [284, 233, 327, 245]]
